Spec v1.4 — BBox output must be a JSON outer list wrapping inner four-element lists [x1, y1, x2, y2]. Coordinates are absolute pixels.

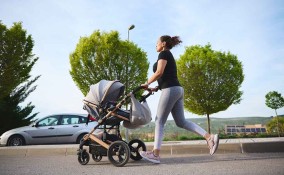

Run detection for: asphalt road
[[1, 153, 284, 175]]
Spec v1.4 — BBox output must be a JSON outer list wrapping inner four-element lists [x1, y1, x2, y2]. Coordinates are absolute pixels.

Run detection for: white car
[[0, 114, 98, 146]]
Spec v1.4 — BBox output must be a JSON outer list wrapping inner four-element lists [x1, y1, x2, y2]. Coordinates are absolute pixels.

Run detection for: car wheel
[[8, 135, 25, 146], [76, 134, 87, 144]]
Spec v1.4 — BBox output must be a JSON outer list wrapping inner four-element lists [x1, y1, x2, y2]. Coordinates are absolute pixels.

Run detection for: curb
[[147, 141, 284, 155], [1, 141, 284, 157], [241, 141, 284, 153], [0, 147, 78, 157], [146, 143, 242, 155]]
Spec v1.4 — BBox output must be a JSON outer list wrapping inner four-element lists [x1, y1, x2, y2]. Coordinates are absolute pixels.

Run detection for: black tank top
[[153, 50, 181, 89]]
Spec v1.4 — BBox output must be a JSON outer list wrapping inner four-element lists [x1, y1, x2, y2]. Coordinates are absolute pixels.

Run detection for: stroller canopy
[[84, 80, 125, 106]]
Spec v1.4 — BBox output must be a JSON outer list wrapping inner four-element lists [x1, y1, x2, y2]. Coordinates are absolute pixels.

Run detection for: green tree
[[266, 117, 284, 136], [177, 44, 244, 133], [265, 91, 284, 137], [69, 30, 149, 98], [0, 22, 40, 135]]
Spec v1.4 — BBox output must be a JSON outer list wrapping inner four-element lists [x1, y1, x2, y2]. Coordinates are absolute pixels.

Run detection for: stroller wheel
[[78, 149, 90, 165], [107, 141, 130, 167], [92, 154, 102, 162], [128, 139, 146, 161]]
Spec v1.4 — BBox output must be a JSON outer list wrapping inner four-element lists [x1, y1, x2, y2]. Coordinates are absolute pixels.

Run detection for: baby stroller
[[77, 80, 155, 167]]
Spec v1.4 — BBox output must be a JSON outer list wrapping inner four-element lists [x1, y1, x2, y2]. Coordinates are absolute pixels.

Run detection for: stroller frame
[[77, 85, 154, 167]]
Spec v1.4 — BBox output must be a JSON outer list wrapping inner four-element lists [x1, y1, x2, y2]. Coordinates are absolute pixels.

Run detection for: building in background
[[225, 124, 267, 135]]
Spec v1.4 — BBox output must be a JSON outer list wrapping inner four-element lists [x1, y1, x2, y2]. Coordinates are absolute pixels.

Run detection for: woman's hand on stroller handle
[[140, 84, 159, 92], [132, 84, 158, 94], [136, 85, 158, 103], [148, 86, 159, 92], [140, 83, 149, 89]]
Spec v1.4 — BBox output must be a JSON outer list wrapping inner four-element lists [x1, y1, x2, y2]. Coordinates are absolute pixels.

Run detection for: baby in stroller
[[77, 80, 156, 167]]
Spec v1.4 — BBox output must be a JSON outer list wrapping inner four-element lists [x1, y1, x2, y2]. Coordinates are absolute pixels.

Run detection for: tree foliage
[[265, 91, 284, 136], [69, 30, 149, 99], [266, 117, 284, 136], [265, 91, 284, 112], [177, 44, 244, 133], [0, 22, 40, 135]]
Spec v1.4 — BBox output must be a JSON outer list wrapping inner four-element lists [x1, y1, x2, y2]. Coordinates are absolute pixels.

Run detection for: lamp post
[[128, 24, 135, 41], [125, 24, 135, 142]]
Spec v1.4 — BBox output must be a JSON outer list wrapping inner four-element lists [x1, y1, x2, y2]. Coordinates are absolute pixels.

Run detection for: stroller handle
[[132, 85, 159, 102], [132, 86, 144, 94], [132, 85, 158, 94]]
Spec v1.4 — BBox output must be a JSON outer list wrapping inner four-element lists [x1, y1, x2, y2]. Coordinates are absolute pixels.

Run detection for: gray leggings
[[154, 86, 207, 150]]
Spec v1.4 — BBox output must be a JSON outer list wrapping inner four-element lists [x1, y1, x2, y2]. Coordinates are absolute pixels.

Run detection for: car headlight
[[1, 132, 8, 138]]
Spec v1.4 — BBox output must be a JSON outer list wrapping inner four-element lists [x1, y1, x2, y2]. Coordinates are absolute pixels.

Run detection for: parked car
[[0, 114, 99, 146]]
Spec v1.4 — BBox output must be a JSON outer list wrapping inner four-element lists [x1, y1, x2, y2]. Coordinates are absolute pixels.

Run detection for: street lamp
[[128, 24, 135, 41], [125, 24, 135, 142]]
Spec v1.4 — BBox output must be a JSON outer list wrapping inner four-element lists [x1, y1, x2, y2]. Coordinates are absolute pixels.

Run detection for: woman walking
[[140, 35, 219, 164]]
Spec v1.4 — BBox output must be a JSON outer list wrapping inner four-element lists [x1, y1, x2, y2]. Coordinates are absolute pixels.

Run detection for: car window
[[79, 116, 93, 123], [61, 115, 81, 125], [80, 116, 87, 123], [37, 116, 59, 126]]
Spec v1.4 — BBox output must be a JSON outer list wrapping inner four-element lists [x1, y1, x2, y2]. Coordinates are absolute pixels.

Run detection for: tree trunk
[[207, 113, 211, 134], [275, 109, 280, 137]]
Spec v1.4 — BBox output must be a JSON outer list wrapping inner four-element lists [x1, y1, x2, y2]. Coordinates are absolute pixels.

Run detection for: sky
[[1, 0, 283, 120]]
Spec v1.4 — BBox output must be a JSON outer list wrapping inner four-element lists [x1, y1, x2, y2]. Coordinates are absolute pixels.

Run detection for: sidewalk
[[0, 137, 283, 157]]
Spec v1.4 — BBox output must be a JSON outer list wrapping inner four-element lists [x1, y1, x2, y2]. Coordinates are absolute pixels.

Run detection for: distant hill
[[125, 116, 275, 137]]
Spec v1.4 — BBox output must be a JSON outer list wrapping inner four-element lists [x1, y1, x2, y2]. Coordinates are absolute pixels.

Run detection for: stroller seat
[[83, 99, 130, 125], [105, 105, 130, 125]]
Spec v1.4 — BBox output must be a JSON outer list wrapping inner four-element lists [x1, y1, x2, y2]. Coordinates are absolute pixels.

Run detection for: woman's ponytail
[[160, 35, 182, 49]]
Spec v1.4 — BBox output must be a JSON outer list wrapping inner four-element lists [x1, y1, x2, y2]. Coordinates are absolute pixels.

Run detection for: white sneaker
[[207, 134, 219, 155], [139, 151, 160, 164]]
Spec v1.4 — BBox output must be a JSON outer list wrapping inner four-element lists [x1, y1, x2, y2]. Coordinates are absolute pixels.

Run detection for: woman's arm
[[142, 59, 167, 87]]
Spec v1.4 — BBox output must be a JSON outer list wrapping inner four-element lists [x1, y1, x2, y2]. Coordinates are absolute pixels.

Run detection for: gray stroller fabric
[[83, 80, 124, 120], [84, 79, 152, 129], [84, 104, 99, 119], [123, 93, 152, 129], [84, 80, 125, 106]]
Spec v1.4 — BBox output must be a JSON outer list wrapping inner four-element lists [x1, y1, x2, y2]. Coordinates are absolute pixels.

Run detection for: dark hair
[[160, 35, 182, 49]]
